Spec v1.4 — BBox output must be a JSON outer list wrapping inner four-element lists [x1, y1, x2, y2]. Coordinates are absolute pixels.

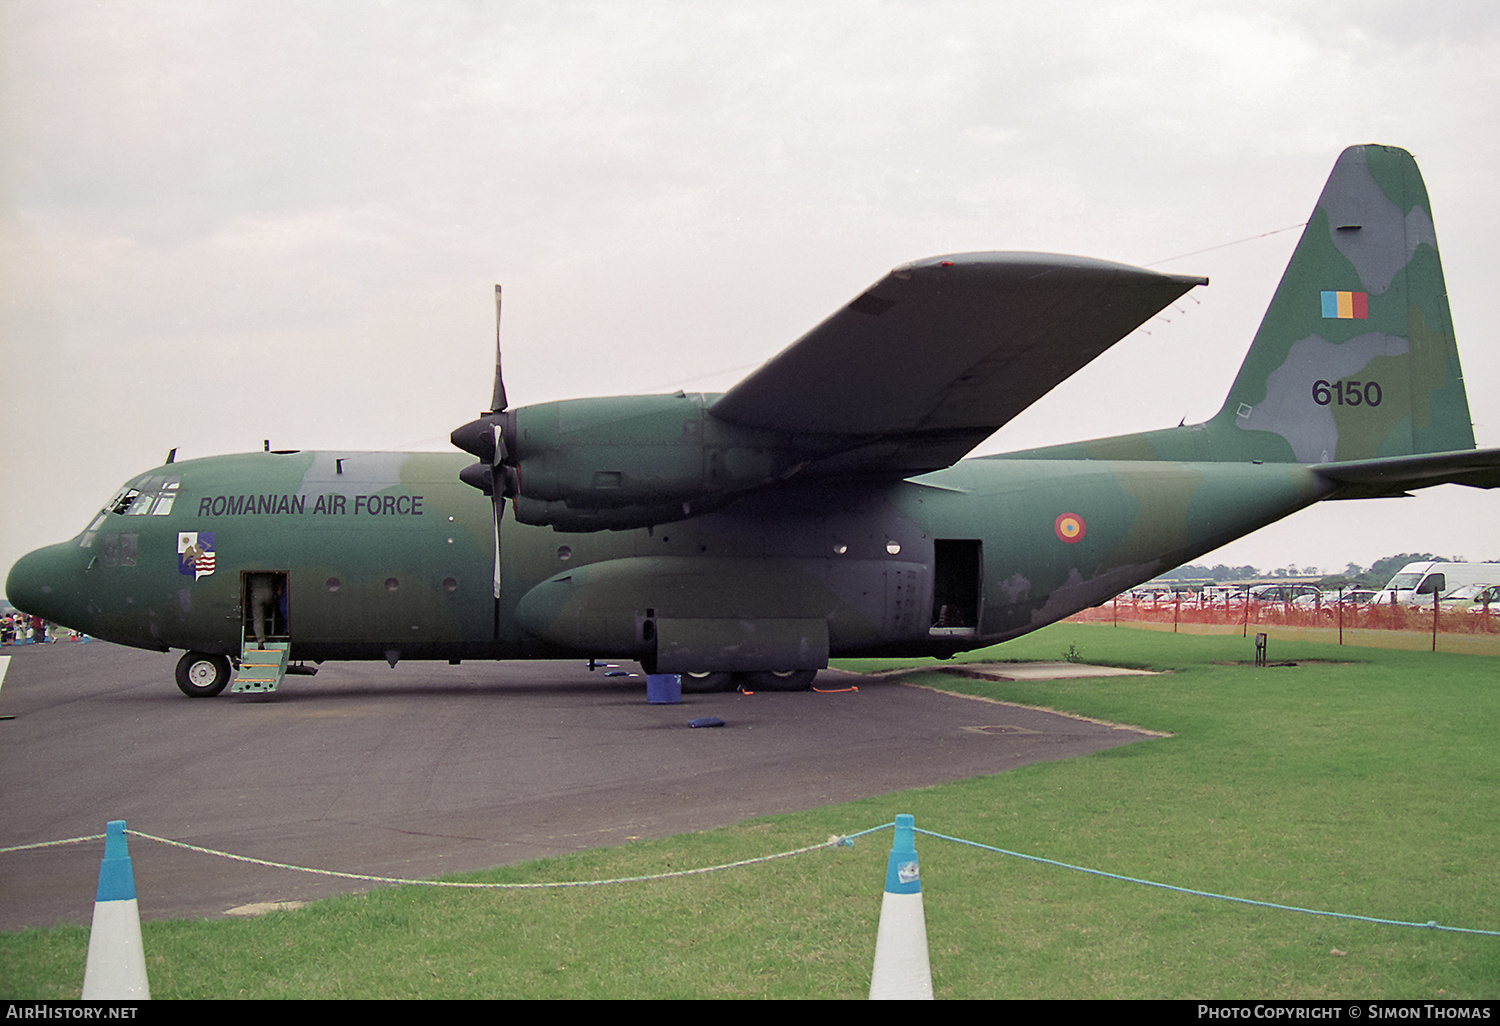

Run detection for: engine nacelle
[[514, 394, 712, 507], [453, 393, 820, 531]]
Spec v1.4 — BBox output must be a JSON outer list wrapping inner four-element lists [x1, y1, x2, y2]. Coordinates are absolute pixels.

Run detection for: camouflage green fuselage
[[14, 145, 1486, 676], [16, 448, 1331, 667]]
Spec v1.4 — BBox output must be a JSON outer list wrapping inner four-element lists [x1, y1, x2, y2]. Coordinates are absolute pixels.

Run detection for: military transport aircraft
[[8, 145, 1499, 696]]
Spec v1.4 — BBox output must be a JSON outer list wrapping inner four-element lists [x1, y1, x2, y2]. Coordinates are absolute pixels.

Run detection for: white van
[[1379, 561, 1500, 606]]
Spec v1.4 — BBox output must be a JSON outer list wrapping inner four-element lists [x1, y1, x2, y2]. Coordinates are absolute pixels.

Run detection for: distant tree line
[[1317, 553, 1455, 591]]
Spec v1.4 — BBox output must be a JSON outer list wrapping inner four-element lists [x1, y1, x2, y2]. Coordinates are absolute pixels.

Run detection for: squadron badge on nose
[[178, 532, 216, 580]]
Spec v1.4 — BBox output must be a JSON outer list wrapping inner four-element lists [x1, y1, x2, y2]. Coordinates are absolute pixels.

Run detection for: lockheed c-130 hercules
[[8, 144, 1499, 697]]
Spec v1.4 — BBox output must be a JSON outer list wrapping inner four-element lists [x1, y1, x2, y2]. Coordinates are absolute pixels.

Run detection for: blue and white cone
[[869, 813, 933, 999], [82, 821, 150, 999]]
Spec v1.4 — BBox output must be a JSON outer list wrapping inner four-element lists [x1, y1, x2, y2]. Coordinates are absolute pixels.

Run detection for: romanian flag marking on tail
[[1321, 291, 1368, 319]]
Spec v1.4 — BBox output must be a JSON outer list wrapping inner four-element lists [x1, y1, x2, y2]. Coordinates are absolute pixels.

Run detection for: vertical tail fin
[[1213, 144, 1475, 463]]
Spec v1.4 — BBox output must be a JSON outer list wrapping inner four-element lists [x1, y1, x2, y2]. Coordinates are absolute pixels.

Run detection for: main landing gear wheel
[[681, 671, 737, 693], [681, 670, 819, 692], [744, 669, 818, 692], [175, 651, 231, 697]]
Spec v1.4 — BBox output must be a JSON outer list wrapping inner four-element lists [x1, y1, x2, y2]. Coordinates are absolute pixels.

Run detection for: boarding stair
[[233, 636, 290, 694]]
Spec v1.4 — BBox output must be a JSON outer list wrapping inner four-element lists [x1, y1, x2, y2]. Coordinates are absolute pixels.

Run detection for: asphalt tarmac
[[0, 641, 1158, 931]]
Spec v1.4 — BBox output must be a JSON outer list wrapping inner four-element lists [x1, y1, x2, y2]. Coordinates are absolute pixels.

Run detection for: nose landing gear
[[175, 651, 231, 697]]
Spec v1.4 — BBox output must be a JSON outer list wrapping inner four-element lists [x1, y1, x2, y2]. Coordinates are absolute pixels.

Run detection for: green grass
[[4, 623, 1496, 998]]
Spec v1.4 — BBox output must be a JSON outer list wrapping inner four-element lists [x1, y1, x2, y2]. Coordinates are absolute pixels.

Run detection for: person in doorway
[[247, 574, 276, 647]]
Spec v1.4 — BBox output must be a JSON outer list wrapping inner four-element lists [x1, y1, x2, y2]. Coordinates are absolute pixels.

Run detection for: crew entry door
[[241, 571, 290, 646], [930, 539, 981, 639], [235, 571, 292, 694]]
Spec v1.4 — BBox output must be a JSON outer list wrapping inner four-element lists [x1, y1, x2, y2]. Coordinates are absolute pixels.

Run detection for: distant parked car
[[1249, 583, 1323, 604], [1245, 583, 1322, 622], [1196, 586, 1239, 604], [1387, 583, 1498, 611], [1434, 583, 1499, 607], [1463, 584, 1500, 613]]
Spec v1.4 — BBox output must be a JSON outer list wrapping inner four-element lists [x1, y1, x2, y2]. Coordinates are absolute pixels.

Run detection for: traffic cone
[[869, 813, 933, 999], [82, 821, 150, 999]]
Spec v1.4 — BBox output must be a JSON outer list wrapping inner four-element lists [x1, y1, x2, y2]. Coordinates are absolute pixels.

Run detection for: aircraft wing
[[709, 252, 1207, 474], [1314, 448, 1500, 498]]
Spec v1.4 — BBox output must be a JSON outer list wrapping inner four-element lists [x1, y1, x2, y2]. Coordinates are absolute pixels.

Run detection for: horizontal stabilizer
[[1314, 447, 1500, 498]]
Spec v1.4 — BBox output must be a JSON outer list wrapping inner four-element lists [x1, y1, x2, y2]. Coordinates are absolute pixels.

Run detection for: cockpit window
[[151, 479, 180, 515], [106, 477, 181, 516], [78, 513, 107, 549], [124, 476, 159, 515], [108, 488, 141, 515]]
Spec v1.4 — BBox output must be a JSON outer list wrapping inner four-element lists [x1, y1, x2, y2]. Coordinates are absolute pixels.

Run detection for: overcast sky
[[3, 0, 1498, 585]]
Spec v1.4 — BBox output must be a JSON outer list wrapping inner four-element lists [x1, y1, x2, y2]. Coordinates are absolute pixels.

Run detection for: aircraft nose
[[6, 542, 86, 627]]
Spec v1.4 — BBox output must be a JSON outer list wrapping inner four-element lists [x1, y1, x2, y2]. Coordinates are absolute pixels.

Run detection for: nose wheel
[[175, 651, 231, 697]]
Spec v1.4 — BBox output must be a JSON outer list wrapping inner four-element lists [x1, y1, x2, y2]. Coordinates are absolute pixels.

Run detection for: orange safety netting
[[1068, 597, 1500, 635]]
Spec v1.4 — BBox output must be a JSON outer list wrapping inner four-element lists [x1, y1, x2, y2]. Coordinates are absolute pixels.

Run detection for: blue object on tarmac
[[646, 673, 682, 704], [688, 716, 725, 728]]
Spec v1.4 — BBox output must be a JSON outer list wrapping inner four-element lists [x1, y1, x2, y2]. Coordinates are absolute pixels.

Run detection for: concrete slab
[[941, 661, 1158, 681]]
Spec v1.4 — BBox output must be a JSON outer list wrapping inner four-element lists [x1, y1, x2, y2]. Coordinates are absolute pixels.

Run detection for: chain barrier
[[6, 820, 1494, 936]]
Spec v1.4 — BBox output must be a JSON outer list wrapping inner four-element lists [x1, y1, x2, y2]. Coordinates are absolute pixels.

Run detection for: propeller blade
[[491, 286, 508, 595], [501, 492, 513, 597], [491, 284, 508, 413], [492, 422, 507, 467]]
